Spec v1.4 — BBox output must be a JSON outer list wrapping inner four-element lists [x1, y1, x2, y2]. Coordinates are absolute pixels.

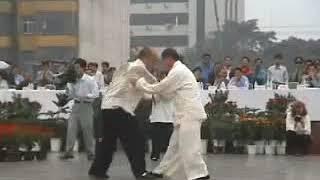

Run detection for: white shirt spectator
[[93, 70, 105, 90], [101, 59, 157, 115], [286, 112, 311, 135], [268, 65, 289, 84], [66, 74, 99, 103], [150, 97, 175, 124]]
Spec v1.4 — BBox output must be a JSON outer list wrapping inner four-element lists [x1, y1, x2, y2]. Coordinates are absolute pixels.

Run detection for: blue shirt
[[200, 63, 214, 84]]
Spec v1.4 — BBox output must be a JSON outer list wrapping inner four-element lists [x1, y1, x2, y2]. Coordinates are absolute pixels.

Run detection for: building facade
[[129, 0, 245, 53], [0, 0, 78, 71]]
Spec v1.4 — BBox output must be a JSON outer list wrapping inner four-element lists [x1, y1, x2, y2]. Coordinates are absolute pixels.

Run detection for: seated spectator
[[240, 56, 254, 78], [192, 67, 204, 83], [88, 62, 104, 89], [268, 54, 289, 86], [290, 57, 304, 83], [17, 73, 34, 90], [213, 69, 229, 89], [36, 61, 54, 87], [228, 68, 249, 89], [0, 72, 9, 89], [302, 64, 320, 87], [12, 66, 25, 88], [286, 101, 311, 155], [254, 58, 268, 86], [222, 56, 233, 80]]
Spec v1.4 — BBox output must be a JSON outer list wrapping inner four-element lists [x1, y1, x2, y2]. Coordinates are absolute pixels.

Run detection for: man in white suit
[[136, 48, 211, 180]]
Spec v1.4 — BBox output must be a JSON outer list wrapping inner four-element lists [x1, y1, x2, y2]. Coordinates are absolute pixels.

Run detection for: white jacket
[[136, 61, 207, 124], [101, 59, 157, 115]]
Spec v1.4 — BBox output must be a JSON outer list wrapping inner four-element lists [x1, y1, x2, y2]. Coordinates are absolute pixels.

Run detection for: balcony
[[130, 24, 188, 36], [130, 2, 188, 14]]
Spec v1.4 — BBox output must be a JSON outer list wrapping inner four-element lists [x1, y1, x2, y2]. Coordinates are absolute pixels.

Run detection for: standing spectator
[[213, 69, 229, 89], [0, 72, 9, 89], [268, 54, 289, 86], [290, 57, 304, 84], [254, 58, 268, 86], [240, 56, 254, 84], [302, 64, 320, 87], [36, 61, 54, 87], [88, 62, 105, 89], [228, 68, 249, 89], [199, 53, 215, 85], [192, 67, 204, 83], [101, 61, 110, 85], [104, 67, 116, 85], [222, 56, 233, 79], [61, 58, 99, 160], [286, 101, 311, 155]]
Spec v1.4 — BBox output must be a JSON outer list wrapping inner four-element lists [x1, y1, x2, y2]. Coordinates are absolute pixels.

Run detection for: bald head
[[137, 47, 159, 72]]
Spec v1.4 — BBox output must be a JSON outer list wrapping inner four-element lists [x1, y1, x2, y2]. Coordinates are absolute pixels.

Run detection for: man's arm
[[136, 70, 183, 95], [127, 66, 157, 85]]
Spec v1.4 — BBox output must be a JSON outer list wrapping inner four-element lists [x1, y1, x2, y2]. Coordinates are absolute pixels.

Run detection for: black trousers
[[286, 130, 311, 155], [89, 108, 146, 177], [150, 122, 173, 159]]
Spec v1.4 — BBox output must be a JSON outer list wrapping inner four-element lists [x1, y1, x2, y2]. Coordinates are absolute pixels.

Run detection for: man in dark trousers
[[89, 47, 159, 179]]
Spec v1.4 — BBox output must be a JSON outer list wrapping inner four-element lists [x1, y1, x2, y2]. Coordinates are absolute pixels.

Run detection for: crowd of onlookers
[[192, 53, 320, 90], [0, 61, 116, 90]]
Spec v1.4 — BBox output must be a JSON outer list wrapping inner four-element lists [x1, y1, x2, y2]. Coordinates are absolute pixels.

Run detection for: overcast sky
[[245, 0, 320, 40]]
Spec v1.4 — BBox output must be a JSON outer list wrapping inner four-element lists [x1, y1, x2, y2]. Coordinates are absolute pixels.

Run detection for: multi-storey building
[[129, 0, 245, 52]]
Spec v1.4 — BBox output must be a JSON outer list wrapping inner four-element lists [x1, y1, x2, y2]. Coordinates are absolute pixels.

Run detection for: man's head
[[88, 62, 98, 73], [234, 67, 243, 79], [224, 56, 232, 66], [73, 58, 87, 77], [274, 54, 283, 67], [202, 53, 212, 66], [255, 58, 263, 66], [137, 47, 159, 72], [218, 69, 228, 79], [241, 57, 250, 66], [295, 57, 304, 65], [161, 48, 180, 72], [101, 61, 110, 72]]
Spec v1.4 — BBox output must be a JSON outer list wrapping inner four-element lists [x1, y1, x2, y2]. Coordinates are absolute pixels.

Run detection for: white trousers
[[153, 120, 209, 180]]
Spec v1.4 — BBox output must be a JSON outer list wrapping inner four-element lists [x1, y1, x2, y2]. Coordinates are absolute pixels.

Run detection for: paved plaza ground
[[0, 152, 319, 180]]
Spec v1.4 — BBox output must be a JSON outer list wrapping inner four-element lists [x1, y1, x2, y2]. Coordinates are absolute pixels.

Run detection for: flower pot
[[265, 145, 275, 155], [201, 140, 208, 155], [50, 138, 62, 152], [276, 145, 286, 155], [255, 140, 266, 154], [247, 145, 257, 155]]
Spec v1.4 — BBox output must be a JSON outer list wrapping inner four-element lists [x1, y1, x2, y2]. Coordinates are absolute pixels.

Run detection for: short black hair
[[102, 61, 110, 68], [234, 67, 242, 72], [202, 53, 211, 58], [88, 62, 98, 68], [224, 56, 232, 60], [161, 48, 179, 61], [255, 58, 262, 63], [74, 58, 87, 69], [295, 57, 304, 64], [242, 56, 250, 62], [274, 53, 283, 60]]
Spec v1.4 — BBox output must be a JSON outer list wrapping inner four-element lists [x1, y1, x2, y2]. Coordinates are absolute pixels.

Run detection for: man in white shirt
[[89, 47, 159, 179], [268, 54, 289, 85], [136, 48, 210, 180], [88, 62, 105, 89], [61, 58, 99, 160]]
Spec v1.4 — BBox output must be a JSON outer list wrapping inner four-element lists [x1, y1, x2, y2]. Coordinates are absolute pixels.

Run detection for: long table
[[1, 89, 320, 121]]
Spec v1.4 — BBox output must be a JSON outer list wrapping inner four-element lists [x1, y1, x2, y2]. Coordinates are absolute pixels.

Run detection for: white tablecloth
[[201, 89, 320, 121], [1, 89, 320, 121]]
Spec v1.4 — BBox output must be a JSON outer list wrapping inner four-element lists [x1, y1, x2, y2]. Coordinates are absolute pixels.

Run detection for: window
[[23, 19, 36, 34]]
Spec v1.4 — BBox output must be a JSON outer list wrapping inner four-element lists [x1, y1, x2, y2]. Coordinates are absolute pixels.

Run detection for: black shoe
[[60, 153, 74, 160], [193, 175, 210, 180], [136, 171, 160, 179], [151, 157, 159, 161], [89, 172, 109, 179]]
